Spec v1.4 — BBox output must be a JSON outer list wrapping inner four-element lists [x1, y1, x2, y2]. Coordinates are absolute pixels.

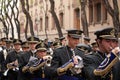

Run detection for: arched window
[[59, 12, 64, 28], [74, 8, 80, 29]]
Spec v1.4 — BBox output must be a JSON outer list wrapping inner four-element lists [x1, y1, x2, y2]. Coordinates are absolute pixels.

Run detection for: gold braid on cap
[[16, 40, 19, 43], [41, 42, 44, 48], [31, 37, 34, 41], [110, 29, 115, 37]]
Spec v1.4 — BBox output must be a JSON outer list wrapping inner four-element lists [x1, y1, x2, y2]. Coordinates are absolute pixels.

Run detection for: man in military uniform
[[91, 41, 99, 53], [83, 37, 92, 53], [20, 36, 39, 80], [59, 36, 67, 46], [5, 39, 23, 80], [0, 38, 8, 80], [21, 41, 30, 52], [52, 41, 62, 50], [83, 37, 90, 45], [21, 36, 40, 66], [49, 29, 85, 80], [0, 39, 13, 80], [28, 41, 51, 80], [76, 43, 91, 55], [83, 27, 120, 80], [112, 33, 120, 80]]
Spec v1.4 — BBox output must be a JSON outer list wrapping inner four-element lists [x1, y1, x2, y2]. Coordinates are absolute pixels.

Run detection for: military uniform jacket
[[20, 51, 33, 67], [0, 48, 12, 71], [50, 46, 85, 78], [19, 50, 37, 80], [112, 61, 120, 80], [5, 50, 24, 80], [30, 58, 50, 80], [20, 50, 37, 66], [5, 50, 23, 65], [83, 51, 111, 80], [0, 51, 6, 69]]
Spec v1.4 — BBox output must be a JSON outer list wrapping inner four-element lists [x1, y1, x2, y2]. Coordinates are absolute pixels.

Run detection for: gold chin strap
[[110, 71, 113, 80]]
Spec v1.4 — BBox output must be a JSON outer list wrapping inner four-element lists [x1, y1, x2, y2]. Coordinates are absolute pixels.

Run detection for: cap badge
[[41, 43, 44, 47], [31, 37, 34, 41], [16, 40, 19, 43], [110, 29, 115, 37]]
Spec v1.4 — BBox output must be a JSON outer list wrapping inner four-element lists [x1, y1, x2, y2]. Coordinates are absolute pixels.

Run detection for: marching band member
[[59, 36, 67, 46], [83, 27, 119, 80], [49, 29, 85, 80], [21, 41, 30, 52], [91, 41, 99, 53], [20, 36, 39, 80], [28, 41, 51, 80], [5, 39, 23, 80], [0, 38, 8, 80]]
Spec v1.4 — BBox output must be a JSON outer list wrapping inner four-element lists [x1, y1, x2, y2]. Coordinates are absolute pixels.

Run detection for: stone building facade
[[19, 0, 118, 43]]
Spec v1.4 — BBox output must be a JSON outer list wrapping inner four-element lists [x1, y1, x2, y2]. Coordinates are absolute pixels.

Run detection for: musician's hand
[[14, 60, 19, 67], [112, 47, 120, 55], [43, 56, 48, 60], [73, 56, 78, 65], [43, 55, 52, 60]]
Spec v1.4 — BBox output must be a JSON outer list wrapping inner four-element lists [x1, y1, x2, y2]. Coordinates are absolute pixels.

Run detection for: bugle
[[29, 55, 52, 73], [3, 60, 19, 76]]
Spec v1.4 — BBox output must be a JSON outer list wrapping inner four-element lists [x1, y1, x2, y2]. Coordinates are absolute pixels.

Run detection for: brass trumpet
[[29, 59, 46, 73], [57, 55, 84, 75], [57, 59, 74, 75], [29, 55, 52, 73], [3, 60, 19, 76]]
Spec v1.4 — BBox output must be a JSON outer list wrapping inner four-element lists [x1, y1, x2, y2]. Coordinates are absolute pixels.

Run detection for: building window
[[51, 17, 56, 30], [74, 8, 80, 29], [96, 3, 101, 23], [59, 13, 64, 28], [89, 1, 107, 25], [89, 5, 93, 24], [45, 16, 49, 30], [103, 4, 107, 22], [40, 18, 43, 31]]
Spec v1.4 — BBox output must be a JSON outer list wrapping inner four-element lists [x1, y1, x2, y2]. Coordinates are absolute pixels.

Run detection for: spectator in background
[[21, 41, 30, 52], [91, 41, 99, 53], [59, 36, 67, 46], [83, 37, 92, 53]]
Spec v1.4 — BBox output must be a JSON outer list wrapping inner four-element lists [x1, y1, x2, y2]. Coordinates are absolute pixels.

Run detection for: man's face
[[98, 39, 117, 53], [36, 50, 47, 58], [61, 39, 67, 46], [14, 44, 21, 51], [110, 40, 118, 48], [67, 35, 80, 49], [29, 43, 37, 50], [22, 47, 30, 52]]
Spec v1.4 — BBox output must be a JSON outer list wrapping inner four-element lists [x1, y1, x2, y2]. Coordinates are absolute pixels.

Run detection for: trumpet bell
[[44, 55, 52, 67], [70, 55, 84, 74]]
